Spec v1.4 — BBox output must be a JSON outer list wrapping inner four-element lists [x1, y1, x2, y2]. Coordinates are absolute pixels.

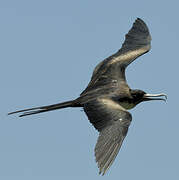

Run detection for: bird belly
[[119, 102, 136, 110]]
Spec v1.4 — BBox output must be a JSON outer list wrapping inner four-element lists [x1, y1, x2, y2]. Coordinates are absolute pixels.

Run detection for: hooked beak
[[143, 93, 167, 102]]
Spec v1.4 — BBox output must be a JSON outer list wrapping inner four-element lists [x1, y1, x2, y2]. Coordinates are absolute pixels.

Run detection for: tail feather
[[8, 100, 78, 117]]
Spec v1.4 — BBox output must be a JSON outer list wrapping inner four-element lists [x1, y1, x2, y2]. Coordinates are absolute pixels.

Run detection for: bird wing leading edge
[[84, 98, 132, 175], [81, 18, 151, 96]]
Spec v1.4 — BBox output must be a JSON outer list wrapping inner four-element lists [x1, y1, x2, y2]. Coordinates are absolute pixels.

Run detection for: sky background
[[1, 0, 178, 179]]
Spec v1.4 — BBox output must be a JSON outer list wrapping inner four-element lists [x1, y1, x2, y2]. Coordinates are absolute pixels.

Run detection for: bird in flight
[[8, 18, 167, 175]]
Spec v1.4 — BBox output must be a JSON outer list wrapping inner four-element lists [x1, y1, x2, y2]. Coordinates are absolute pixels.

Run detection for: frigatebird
[[8, 18, 167, 175]]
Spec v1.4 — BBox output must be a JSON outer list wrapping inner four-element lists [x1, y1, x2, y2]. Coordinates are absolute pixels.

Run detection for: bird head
[[130, 89, 167, 106]]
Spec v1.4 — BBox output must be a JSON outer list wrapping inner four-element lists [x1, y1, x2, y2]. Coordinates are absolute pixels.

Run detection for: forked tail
[[8, 100, 79, 117]]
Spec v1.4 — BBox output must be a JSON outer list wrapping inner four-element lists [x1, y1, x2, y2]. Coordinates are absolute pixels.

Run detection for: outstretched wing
[[81, 18, 151, 96], [84, 98, 132, 175]]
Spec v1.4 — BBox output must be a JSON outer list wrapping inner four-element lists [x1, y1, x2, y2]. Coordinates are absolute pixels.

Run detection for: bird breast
[[119, 101, 136, 110]]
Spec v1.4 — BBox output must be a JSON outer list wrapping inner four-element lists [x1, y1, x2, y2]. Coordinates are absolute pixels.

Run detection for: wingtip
[[98, 167, 108, 176], [136, 17, 143, 20], [133, 17, 147, 26], [98, 168, 105, 176], [136, 17, 145, 23]]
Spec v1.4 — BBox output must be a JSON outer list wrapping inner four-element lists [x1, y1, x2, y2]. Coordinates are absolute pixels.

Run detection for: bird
[[8, 18, 167, 175]]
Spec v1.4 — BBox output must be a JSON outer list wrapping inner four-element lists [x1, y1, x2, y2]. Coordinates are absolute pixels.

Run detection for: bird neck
[[116, 96, 140, 110]]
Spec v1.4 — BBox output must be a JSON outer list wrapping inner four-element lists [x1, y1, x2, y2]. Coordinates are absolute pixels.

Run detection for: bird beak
[[143, 93, 167, 102]]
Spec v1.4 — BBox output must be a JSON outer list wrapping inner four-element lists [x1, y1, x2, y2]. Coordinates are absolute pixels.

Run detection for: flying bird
[[8, 18, 167, 175]]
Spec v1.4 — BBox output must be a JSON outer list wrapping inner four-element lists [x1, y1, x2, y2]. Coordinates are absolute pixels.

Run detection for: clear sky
[[1, 0, 178, 179]]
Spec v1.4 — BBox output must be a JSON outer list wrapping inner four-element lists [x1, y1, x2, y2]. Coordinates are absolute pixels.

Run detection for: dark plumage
[[8, 18, 167, 175]]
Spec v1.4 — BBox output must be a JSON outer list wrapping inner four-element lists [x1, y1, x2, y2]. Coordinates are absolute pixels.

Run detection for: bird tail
[[8, 100, 79, 117]]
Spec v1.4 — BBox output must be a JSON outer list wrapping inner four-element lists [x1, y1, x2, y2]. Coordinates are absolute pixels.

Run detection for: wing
[[84, 98, 132, 175], [81, 18, 151, 96]]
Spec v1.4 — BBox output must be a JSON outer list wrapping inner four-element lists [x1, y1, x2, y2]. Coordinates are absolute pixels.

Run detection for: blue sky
[[1, 0, 178, 179]]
